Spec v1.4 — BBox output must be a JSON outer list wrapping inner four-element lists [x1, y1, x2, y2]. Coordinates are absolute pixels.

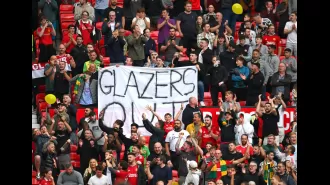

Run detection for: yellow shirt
[[186, 122, 205, 136]]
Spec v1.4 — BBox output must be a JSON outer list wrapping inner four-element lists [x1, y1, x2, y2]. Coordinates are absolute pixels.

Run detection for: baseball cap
[[189, 161, 198, 168]]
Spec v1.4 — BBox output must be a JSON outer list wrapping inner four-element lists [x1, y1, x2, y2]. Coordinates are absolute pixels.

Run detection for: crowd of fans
[[32, 0, 297, 185]]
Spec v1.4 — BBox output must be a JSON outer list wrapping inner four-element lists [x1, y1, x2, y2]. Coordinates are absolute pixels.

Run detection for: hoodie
[[234, 115, 254, 145], [184, 161, 202, 185], [182, 104, 203, 128]]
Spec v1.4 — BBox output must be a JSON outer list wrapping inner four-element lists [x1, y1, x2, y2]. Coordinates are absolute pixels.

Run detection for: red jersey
[[62, 33, 77, 53], [163, 121, 174, 137], [236, 145, 254, 164], [78, 20, 93, 45], [198, 125, 220, 148], [37, 27, 53, 45], [38, 178, 52, 185], [262, 35, 281, 55], [135, 155, 145, 166], [127, 165, 138, 185], [189, 0, 200, 10], [115, 170, 129, 185]]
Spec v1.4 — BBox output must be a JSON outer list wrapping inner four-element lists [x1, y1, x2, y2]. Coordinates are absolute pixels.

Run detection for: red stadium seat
[[120, 152, 124, 160], [239, 101, 246, 106], [172, 170, 178, 177], [36, 93, 46, 104], [76, 108, 85, 123], [71, 161, 80, 168], [103, 57, 110, 67], [70, 153, 80, 161], [32, 178, 39, 185], [38, 85, 46, 93], [60, 14, 75, 22], [175, 31, 181, 38], [150, 31, 159, 40], [204, 92, 211, 99], [61, 21, 75, 32], [60, 5, 74, 14], [49, 108, 55, 118], [203, 99, 213, 106], [143, 136, 150, 146], [71, 145, 78, 152], [121, 144, 125, 152], [94, 108, 98, 119], [124, 30, 132, 37], [32, 171, 37, 177], [218, 92, 223, 99], [38, 102, 48, 112], [96, 22, 103, 31]]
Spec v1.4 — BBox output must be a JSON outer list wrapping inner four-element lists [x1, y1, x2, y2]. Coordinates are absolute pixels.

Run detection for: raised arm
[[174, 103, 184, 120], [146, 105, 163, 121], [256, 95, 263, 117], [98, 111, 114, 134], [191, 137, 203, 156]]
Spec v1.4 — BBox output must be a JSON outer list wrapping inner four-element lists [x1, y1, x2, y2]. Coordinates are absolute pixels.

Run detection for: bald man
[[147, 142, 172, 171], [182, 97, 203, 129], [56, 44, 76, 72]]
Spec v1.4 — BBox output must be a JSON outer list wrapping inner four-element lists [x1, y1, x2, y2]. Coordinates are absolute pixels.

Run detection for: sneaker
[[200, 101, 205, 106], [36, 172, 40, 180]]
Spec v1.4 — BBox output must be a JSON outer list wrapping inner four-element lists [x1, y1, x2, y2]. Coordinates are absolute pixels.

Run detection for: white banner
[[32, 60, 72, 79], [98, 66, 198, 136]]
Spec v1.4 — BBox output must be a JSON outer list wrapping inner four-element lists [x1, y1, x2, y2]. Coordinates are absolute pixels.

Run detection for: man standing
[[87, 165, 110, 185], [208, 57, 228, 105], [220, 42, 238, 89], [284, 12, 297, 57], [197, 115, 220, 153], [104, 0, 125, 27], [262, 45, 280, 93], [127, 25, 147, 66], [231, 56, 250, 101], [57, 164, 84, 185], [176, 1, 198, 55], [242, 62, 264, 106], [197, 23, 216, 50], [271, 63, 292, 103], [74, 0, 95, 21], [158, 9, 176, 51], [70, 35, 89, 77], [281, 48, 297, 91], [126, 152, 147, 185], [262, 25, 281, 55], [186, 113, 205, 139], [123, 0, 143, 30], [145, 155, 173, 185], [161, 28, 184, 67], [165, 120, 190, 170], [94, 0, 109, 22], [182, 97, 203, 129]]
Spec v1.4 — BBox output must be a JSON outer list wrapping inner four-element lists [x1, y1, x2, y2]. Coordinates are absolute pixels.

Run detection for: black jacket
[[187, 61, 206, 82], [118, 130, 139, 161], [218, 110, 237, 142], [196, 48, 214, 73], [182, 104, 203, 128], [66, 104, 78, 132], [244, 71, 264, 97], [107, 36, 126, 62], [70, 45, 89, 76], [208, 64, 228, 86], [143, 119, 165, 148], [242, 171, 266, 185], [271, 72, 292, 102], [220, 50, 238, 74], [102, 21, 122, 46]]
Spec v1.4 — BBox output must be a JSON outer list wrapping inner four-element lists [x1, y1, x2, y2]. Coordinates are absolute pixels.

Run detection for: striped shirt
[[256, 18, 273, 36]]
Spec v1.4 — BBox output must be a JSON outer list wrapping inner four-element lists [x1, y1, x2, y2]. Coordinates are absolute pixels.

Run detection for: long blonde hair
[[83, 158, 98, 177]]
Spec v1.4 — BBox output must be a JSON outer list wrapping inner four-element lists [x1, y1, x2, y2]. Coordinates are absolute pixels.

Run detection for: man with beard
[[218, 103, 237, 152], [186, 113, 205, 140], [126, 152, 147, 185], [50, 119, 72, 170], [197, 115, 220, 153], [175, 136, 203, 185], [78, 107, 92, 130], [56, 44, 76, 73], [165, 120, 190, 170], [241, 161, 266, 185], [236, 134, 254, 165], [51, 103, 70, 132], [57, 163, 84, 185], [53, 61, 72, 101], [205, 149, 228, 181], [147, 142, 172, 171], [242, 63, 264, 106], [108, 160, 129, 185], [276, 162, 296, 185], [119, 131, 139, 161], [201, 146, 216, 183], [70, 35, 89, 76], [250, 144, 266, 168], [182, 97, 203, 129], [221, 142, 247, 165], [145, 155, 173, 185], [77, 129, 98, 174], [40, 141, 60, 182]]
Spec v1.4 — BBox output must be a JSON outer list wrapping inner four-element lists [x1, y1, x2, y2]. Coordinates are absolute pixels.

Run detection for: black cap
[[251, 61, 260, 69], [239, 34, 246, 40], [225, 111, 232, 115], [57, 103, 66, 107]]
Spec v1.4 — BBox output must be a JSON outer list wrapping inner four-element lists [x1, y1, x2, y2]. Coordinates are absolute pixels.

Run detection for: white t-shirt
[[132, 17, 150, 34], [165, 130, 190, 152], [88, 174, 109, 185], [284, 21, 297, 44], [276, 104, 285, 128], [109, 22, 115, 32]]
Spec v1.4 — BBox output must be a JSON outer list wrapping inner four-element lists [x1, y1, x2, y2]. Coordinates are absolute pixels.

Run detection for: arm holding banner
[[142, 113, 162, 135], [98, 111, 114, 134]]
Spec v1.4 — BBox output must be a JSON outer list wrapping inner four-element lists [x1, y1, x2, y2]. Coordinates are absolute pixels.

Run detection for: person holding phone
[[37, 15, 56, 63]]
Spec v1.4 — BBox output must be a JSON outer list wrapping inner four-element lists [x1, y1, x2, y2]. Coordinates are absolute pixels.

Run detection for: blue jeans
[[95, 9, 105, 22], [221, 8, 238, 34], [198, 80, 204, 101]]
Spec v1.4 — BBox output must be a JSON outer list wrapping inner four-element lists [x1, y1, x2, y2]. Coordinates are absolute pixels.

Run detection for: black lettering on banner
[[155, 71, 168, 98], [150, 103, 156, 123], [101, 102, 127, 123], [99, 69, 114, 95], [140, 72, 154, 99], [170, 70, 183, 97], [183, 68, 196, 95], [131, 102, 135, 124], [124, 71, 141, 98], [163, 100, 188, 119], [113, 70, 124, 97]]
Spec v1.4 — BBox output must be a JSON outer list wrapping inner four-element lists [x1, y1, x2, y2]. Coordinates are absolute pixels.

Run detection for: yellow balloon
[[45, 94, 56, 104], [232, 3, 243, 15]]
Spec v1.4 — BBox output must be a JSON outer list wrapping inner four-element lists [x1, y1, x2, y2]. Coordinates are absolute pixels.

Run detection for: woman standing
[[83, 158, 99, 184], [76, 11, 95, 45]]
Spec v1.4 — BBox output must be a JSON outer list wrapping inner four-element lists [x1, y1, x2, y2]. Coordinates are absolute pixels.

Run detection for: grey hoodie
[[281, 57, 297, 82], [262, 53, 280, 77], [248, 58, 272, 85]]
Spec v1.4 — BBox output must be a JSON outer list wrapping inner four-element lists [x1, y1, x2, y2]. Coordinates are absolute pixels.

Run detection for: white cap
[[189, 161, 198, 169]]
